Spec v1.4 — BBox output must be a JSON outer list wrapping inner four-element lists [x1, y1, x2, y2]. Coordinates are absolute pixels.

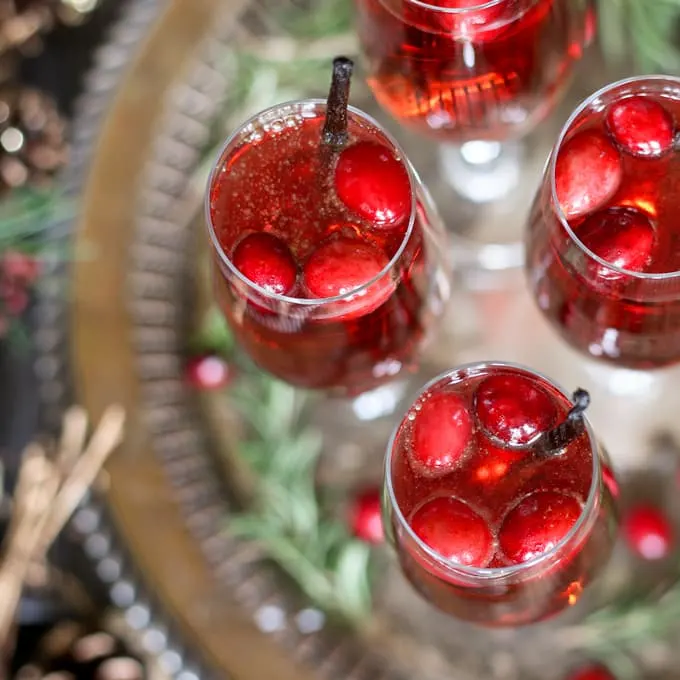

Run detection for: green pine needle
[[598, 0, 680, 73], [199, 313, 374, 624], [0, 188, 74, 244]]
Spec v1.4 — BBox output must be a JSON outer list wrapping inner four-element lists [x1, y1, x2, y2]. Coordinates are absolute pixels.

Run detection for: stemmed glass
[[205, 58, 449, 416], [524, 74, 680, 467], [526, 75, 680, 371], [353, 0, 594, 276], [383, 361, 618, 626]]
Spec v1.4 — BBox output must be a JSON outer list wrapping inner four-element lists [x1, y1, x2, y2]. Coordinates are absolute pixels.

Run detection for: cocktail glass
[[383, 361, 618, 626], [354, 0, 595, 276], [526, 75, 680, 372], [205, 59, 449, 415]]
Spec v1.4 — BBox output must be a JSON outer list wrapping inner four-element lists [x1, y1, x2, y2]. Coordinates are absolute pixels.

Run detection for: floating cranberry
[[231, 232, 298, 296], [555, 130, 623, 220], [474, 373, 558, 448], [408, 392, 474, 477], [334, 141, 411, 229], [622, 504, 674, 560], [410, 496, 494, 567], [565, 663, 616, 680], [576, 207, 656, 279], [302, 236, 395, 321], [185, 355, 232, 390], [499, 491, 582, 564], [349, 488, 384, 544], [607, 95, 674, 158]]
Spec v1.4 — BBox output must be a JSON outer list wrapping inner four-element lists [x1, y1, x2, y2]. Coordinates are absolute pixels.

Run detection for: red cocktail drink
[[354, 0, 593, 142], [206, 60, 447, 395], [384, 362, 617, 626], [526, 76, 680, 369]]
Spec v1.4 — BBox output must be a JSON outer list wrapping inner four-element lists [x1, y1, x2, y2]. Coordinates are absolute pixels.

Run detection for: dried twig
[[0, 405, 126, 659]]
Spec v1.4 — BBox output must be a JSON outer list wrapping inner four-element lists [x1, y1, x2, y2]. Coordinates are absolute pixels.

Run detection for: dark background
[[0, 0, 127, 665]]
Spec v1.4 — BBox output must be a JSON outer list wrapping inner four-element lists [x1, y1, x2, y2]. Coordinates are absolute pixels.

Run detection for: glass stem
[[438, 139, 524, 204], [350, 380, 410, 422], [436, 140, 527, 284]]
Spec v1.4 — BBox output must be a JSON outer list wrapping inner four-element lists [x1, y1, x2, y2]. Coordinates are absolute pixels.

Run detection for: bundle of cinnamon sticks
[[0, 405, 126, 655]]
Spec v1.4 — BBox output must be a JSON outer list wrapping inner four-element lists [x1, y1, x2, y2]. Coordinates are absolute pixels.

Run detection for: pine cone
[[0, 85, 68, 192], [0, 0, 101, 56], [13, 621, 149, 680], [0, 1, 56, 56]]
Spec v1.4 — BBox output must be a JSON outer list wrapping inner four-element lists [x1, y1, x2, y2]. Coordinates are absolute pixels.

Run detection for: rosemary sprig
[[228, 377, 374, 624], [197, 309, 374, 624], [556, 582, 680, 678], [598, 0, 680, 73]]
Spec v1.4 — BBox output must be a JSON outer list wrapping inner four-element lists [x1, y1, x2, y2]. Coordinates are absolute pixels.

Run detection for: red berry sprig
[[185, 354, 233, 391], [0, 250, 40, 333], [622, 504, 674, 561], [565, 663, 616, 680], [349, 488, 384, 544]]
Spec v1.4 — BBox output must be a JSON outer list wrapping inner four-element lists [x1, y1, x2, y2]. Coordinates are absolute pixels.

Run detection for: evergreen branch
[[198, 305, 374, 625], [598, 0, 680, 72], [0, 188, 74, 245]]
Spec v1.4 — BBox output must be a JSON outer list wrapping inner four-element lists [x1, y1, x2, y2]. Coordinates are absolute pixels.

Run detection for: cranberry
[[302, 236, 395, 321], [555, 130, 623, 220], [2, 281, 29, 316], [2, 250, 40, 282], [622, 504, 674, 560], [334, 142, 411, 229], [606, 95, 674, 158], [231, 232, 298, 296], [576, 207, 656, 280], [410, 496, 494, 567], [566, 664, 616, 680], [349, 488, 384, 544], [408, 392, 474, 477], [185, 355, 232, 390], [499, 491, 582, 564], [474, 373, 558, 448]]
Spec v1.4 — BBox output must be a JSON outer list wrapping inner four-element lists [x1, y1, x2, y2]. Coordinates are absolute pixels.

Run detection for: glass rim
[[403, 0, 509, 13], [549, 74, 680, 281], [204, 98, 418, 307], [384, 360, 603, 580]]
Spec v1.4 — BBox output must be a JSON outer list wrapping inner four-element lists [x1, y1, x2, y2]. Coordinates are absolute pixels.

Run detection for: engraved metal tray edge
[[34, 2, 237, 679]]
